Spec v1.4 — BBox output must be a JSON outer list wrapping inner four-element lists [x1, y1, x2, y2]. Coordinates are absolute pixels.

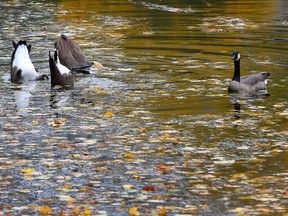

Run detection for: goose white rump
[[11, 40, 48, 83]]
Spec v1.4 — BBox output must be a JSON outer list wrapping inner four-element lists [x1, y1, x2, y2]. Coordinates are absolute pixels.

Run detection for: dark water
[[0, 0, 287, 215]]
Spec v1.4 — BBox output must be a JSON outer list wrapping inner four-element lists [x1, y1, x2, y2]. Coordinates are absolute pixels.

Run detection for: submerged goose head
[[49, 51, 74, 88], [11, 40, 48, 82], [228, 51, 270, 93]]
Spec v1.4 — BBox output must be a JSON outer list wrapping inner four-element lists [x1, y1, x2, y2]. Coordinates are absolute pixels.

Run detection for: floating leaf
[[34, 205, 52, 215], [122, 184, 135, 190], [81, 209, 92, 216], [21, 168, 34, 174], [73, 209, 80, 215], [91, 87, 105, 93], [152, 195, 163, 200], [143, 185, 156, 192], [129, 207, 140, 216], [94, 61, 105, 71], [54, 119, 62, 125], [156, 164, 172, 174], [103, 111, 114, 118], [32, 120, 39, 126], [95, 167, 110, 172], [159, 133, 170, 140], [63, 185, 71, 190], [203, 203, 209, 210], [158, 207, 167, 216], [88, 183, 94, 187], [124, 152, 136, 161]]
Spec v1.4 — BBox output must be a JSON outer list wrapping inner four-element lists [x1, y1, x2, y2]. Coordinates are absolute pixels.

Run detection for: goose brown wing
[[56, 35, 93, 71], [55, 38, 79, 69]]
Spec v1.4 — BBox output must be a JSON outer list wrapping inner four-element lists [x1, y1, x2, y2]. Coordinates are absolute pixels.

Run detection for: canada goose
[[49, 51, 74, 88], [11, 40, 48, 83], [228, 51, 270, 93], [55, 34, 93, 73]]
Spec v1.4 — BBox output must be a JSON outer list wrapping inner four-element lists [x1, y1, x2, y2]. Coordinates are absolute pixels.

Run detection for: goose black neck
[[232, 60, 240, 82]]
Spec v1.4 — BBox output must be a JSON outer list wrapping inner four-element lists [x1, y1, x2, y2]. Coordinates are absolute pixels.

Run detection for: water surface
[[0, 0, 287, 215]]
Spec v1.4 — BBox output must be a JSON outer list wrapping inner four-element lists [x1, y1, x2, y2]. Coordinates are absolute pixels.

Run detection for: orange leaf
[[143, 185, 156, 192], [153, 195, 163, 200], [54, 119, 62, 125], [158, 207, 167, 216], [156, 164, 171, 174], [88, 183, 94, 187], [73, 209, 80, 215]]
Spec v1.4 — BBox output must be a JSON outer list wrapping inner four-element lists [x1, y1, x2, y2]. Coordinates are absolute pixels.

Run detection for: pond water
[[0, 0, 287, 215]]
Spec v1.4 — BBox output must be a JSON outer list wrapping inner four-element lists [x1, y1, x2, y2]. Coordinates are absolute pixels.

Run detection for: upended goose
[[55, 34, 93, 73], [11, 40, 48, 83], [228, 51, 270, 93], [49, 51, 74, 88]]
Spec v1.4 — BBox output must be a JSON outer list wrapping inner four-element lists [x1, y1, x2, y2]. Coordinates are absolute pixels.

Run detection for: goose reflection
[[49, 88, 74, 110], [230, 93, 271, 123], [13, 82, 36, 115], [230, 95, 241, 120]]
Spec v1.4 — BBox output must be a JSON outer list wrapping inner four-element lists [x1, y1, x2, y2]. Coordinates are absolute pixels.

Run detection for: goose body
[[11, 40, 48, 83], [228, 51, 270, 93], [49, 51, 74, 88], [55, 34, 93, 73]]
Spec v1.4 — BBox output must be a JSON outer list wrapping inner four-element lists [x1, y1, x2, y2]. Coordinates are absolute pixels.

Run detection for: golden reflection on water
[[53, 0, 287, 118]]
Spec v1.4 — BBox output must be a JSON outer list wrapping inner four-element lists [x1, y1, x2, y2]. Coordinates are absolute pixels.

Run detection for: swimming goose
[[49, 51, 74, 88], [228, 51, 270, 93], [55, 34, 93, 73], [11, 40, 48, 83]]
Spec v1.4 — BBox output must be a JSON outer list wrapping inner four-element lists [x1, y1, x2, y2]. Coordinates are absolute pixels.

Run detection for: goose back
[[55, 34, 93, 73]]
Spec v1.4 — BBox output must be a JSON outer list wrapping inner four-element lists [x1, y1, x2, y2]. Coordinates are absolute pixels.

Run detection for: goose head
[[231, 51, 241, 62]]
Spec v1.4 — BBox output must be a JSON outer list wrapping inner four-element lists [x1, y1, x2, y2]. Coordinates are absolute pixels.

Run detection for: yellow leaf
[[124, 152, 136, 159], [203, 203, 209, 210], [158, 207, 167, 216], [32, 120, 39, 126], [64, 185, 71, 190], [129, 207, 140, 216], [91, 87, 104, 93], [81, 209, 92, 216], [69, 197, 76, 203], [93, 61, 105, 71], [73, 209, 80, 215], [159, 133, 171, 140], [21, 168, 34, 174], [122, 184, 135, 190], [103, 111, 114, 118], [34, 205, 52, 215]]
